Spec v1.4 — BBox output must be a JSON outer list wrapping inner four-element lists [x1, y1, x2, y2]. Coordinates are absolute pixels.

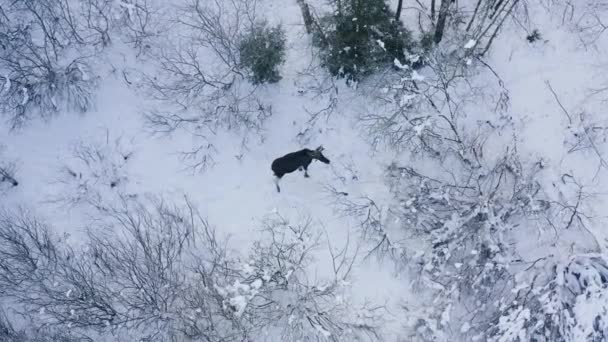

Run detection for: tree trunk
[[434, 0, 451, 44], [395, 0, 403, 21], [296, 0, 314, 34], [465, 0, 483, 32]]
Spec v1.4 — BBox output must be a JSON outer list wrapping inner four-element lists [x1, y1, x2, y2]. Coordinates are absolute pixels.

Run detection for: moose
[[271, 146, 330, 192]]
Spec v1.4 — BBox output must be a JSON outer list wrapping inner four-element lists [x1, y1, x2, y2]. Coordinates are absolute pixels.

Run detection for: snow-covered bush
[[239, 21, 286, 84], [388, 148, 549, 340], [313, 0, 415, 82], [0, 164, 17, 189], [0, 146, 18, 191], [0, 0, 98, 129], [491, 254, 608, 342], [329, 135, 552, 341], [228, 213, 384, 340], [49, 133, 133, 210], [0, 0, 169, 129]]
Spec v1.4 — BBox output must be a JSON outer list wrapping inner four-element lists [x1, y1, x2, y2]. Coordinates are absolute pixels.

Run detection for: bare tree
[[540, 0, 608, 48], [399, 0, 521, 53], [0, 309, 90, 342], [232, 213, 384, 341], [0, 198, 231, 340], [142, 0, 272, 172], [434, 0, 452, 43], [0, 0, 99, 129]]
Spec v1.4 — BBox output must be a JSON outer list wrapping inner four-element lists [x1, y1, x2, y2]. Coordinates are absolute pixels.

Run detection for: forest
[[0, 0, 607, 341]]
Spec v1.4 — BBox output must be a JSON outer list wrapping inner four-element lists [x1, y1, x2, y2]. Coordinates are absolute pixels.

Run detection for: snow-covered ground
[[2, 0, 608, 341]]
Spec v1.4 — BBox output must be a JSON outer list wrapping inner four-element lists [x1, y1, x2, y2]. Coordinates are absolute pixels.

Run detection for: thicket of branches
[[0, 0, 96, 129], [142, 0, 274, 171], [405, 0, 523, 54], [0, 310, 88, 342], [491, 253, 608, 341], [48, 131, 134, 210], [0, 0, 168, 129], [0, 195, 381, 341]]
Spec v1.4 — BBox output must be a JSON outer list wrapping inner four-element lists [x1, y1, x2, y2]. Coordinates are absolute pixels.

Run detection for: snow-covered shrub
[[0, 146, 18, 192], [358, 47, 491, 152], [225, 213, 384, 340], [49, 133, 133, 210], [386, 148, 549, 340], [491, 254, 608, 342], [0, 0, 165, 129], [0, 1, 98, 129], [313, 0, 415, 82], [0, 57, 96, 130], [239, 21, 286, 84], [0, 164, 17, 189]]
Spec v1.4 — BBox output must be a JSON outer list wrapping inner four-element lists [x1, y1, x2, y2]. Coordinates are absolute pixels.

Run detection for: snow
[[1, 74, 9, 94], [118, 1, 136, 18], [464, 39, 477, 49], [251, 279, 263, 289], [77, 63, 90, 81], [411, 70, 425, 81], [1, 0, 608, 341], [314, 324, 332, 338], [393, 58, 409, 70], [229, 295, 248, 317], [241, 263, 254, 275], [399, 93, 417, 107], [20, 87, 28, 106], [377, 39, 386, 51]]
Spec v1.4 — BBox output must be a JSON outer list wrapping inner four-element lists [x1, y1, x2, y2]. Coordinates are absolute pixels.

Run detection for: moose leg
[[303, 166, 310, 178], [274, 176, 281, 192]]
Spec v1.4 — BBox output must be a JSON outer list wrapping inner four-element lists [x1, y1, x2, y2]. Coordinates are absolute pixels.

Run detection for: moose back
[[271, 146, 330, 192]]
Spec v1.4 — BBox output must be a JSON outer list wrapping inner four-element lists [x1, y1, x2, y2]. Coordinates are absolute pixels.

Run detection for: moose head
[[307, 145, 330, 164]]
